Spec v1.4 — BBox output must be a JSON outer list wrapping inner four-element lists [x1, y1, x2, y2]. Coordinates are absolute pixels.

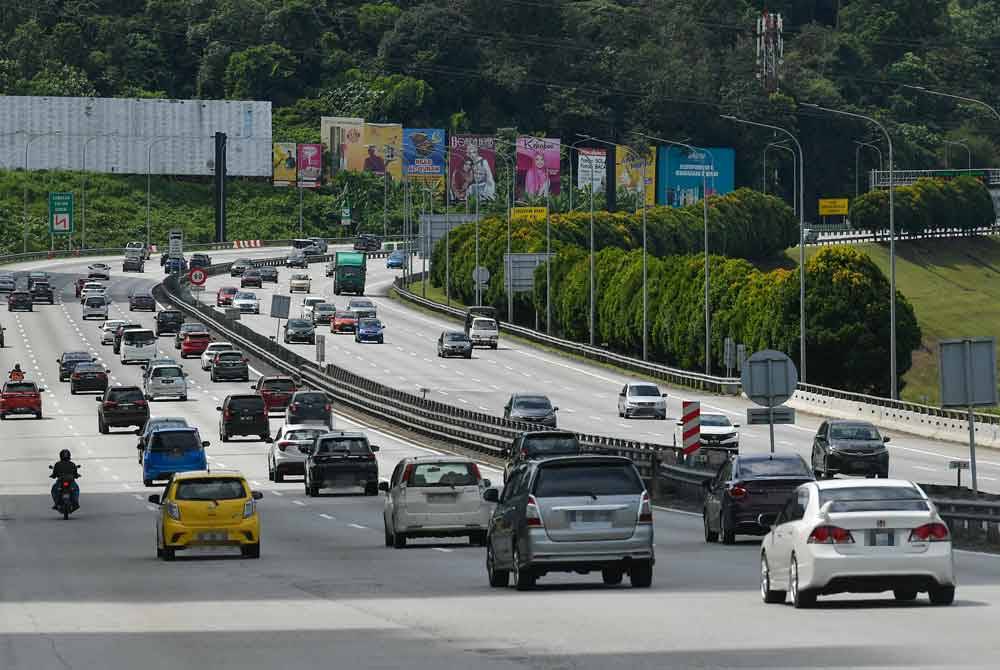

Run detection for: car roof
[[812, 478, 920, 491], [171, 469, 246, 481], [521, 430, 578, 438], [149, 426, 199, 435], [402, 455, 475, 464], [736, 452, 803, 463], [317, 430, 366, 440], [628, 381, 659, 388], [225, 394, 261, 401], [148, 416, 187, 425], [532, 455, 633, 468], [62, 351, 91, 358], [827, 419, 877, 427]]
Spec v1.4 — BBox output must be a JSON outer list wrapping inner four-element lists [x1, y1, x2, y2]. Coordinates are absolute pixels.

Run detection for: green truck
[[333, 251, 367, 295]]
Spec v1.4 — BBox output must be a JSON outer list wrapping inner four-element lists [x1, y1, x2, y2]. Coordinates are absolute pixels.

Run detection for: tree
[[224, 44, 299, 104]]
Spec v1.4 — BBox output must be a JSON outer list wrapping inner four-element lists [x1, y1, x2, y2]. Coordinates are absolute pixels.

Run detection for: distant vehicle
[[140, 427, 208, 487], [209, 350, 250, 383], [87, 263, 112, 280], [125, 241, 150, 259], [304, 431, 379, 497], [437, 331, 472, 358], [173, 322, 210, 350], [119, 329, 157, 365], [504, 393, 558, 428], [100, 320, 127, 345], [285, 250, 308, 268], [164, 257, 187, 274], [353, 234, 381, 252], [503, 430, 581, 480], [79, 282, 106, 304], [355, 318, 384, 344], [812, 420, 890, 479], [289, 274, 311, 293], [240, 269, 263, 288], [216, 286, 238, 306], [484, 456, 654, 589], [1, 380, 45, 419], [385, 250, 407, 269], [189, 253, 212, 269], [381, 456, 492, 547], [291, 238, 323, 255], [7, 292, 33, 312], [82, 295, 109, 320], [311, 302, 337, 325], [0, 276, 16, 293], [759, 479, 955, 608], [251, 375, 298, 414], [331, 310, 357, 334], [97, 385, 149, 433], [217, 394, 270, 442], [27, 271, 49, 290], [128, 288, 156, 312], [468, 316, 499, 349], [618, 382, 668, 420], [200, 342, 236, 370], [141, 363, 189, 401], [30, 281, 54, 304], [122, 253, 145, 273], [57, 351, 95, 381], [268, 424, 325, 482], [283, 318, 316, 345], [74, 277, 87, 297], [285, 390, 332, 429], [229, 259, 252, 277], [154, 310, 185, 336], [300, 296, 326, 320], [113, 323, 145, 353], [258, 266, 278, 283], [686, 413, 740, 450], [308, 237, 328, 254], [232, 291, 260, 314], [347, 297, 375, 312], [464, 306, 497, 334], [135, 417, 189, 460], [702, 452, 814, 545], [332, 251, 366, 295]]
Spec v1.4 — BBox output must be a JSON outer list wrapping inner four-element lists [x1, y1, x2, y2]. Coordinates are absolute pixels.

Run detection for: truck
[[332, 252, 367, 295]]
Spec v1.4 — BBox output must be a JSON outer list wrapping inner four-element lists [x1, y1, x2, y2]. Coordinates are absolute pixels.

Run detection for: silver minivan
[[485, 455, 654, 590], [82, 295, 109, 320]]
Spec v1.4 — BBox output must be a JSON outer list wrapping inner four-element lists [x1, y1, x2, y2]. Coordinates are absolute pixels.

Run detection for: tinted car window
[[410, 463, 478, 487], [295, 392, 327, 405], [739, 458, 811, 478], [123, 331, 155, 345], [262, 379, 295, 391], [217, 352, 244, 361], [819, 486, 929, 512], [228, 396, 265, 411], [64, 352, 91, 361], [174, 478, 246, 500], [522, 434, 579, 456], [150, 432, 201, 451], [701, 415, 733, 427], [85, 297, 105, 307], [74, 364, 103, 373], [829, 423, 881, 440], [445, 333, 468, 342], [108, 388, 144, 402], [285, 428, 324, 442], [4, 383, 37, 393], [151, 367, 183, 379], [514, 396, 551, 410], [288, 319, 312, 328], [316, 438, 369, 455], [158, 312, 183, 322], [534, 463, 643, 497], [185, 333, 210, 341]]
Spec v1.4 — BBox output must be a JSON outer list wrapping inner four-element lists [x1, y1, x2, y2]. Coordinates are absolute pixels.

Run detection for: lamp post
[[491, 141, 517, 320], [854, 141, 884, 199], [146, 136, 171, 249], [721, 116, 806, 381], [82, 133, 114, 250], [764, 141, 796, 215], [903, 85, 1000, 122], [418, 185, 434, 298], [803, 103, 897, 398], [942, 140, 972, 170], [573, 134, 614, 348], [23, 131, 62, 253]]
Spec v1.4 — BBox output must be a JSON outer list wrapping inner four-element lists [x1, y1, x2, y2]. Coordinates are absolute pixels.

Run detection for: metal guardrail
[[810, 226, 998, 247], [797, 382, 1000, 426]]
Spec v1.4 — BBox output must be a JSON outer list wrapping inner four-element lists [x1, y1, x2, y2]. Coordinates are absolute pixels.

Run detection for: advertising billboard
[[516, 136, 561, 200], [320, 116, 363, 175], [616, 145, 655, 207], [349, 123, 402, 180], [656, 146, 736, 207], [403, 128, 446, 185], [577, 148, 606, 192], [297, 143, 323, 188], [449, 135, 497, 202], [273, 142, 297, 186]]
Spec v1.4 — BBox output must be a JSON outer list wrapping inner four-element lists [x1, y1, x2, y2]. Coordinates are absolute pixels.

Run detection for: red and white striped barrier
[[231, 240, 262, 249], [681, 401, 701, 456]]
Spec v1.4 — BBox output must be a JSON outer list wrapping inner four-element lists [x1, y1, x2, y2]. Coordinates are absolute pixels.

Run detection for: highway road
[[2, 250, 999, 669]]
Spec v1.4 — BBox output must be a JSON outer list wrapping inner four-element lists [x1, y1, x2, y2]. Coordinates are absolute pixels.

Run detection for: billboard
[[320, 116, 363, 176], [577, 148, 606, 192], [273, 143, 297, 186], [516, 136, 561, 199], [616, 145, 655, 207], [656, 146, 736, 207], [348, 123, 402, 180], [403, 128, 446, 185], [0, 96, 271, 176], [297, 143, 322, 188], [449, 135, 497, 202]]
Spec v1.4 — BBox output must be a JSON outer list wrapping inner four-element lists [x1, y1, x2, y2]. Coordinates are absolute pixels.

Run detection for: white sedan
[[100, 320, 127, 345], [87, 263, 112, 280], [759, 479, 955, 608], [232, 291, 260, 314]]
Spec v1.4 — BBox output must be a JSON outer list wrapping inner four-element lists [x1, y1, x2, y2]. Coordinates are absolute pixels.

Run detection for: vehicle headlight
[[723, 432, 738, 441], [166, 501, 181, 520], [243, 499, 256, 518]]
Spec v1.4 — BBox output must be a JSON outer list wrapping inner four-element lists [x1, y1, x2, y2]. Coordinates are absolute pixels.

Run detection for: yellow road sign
[[511, 207, 548, 223], [818, 198, 849, 216]]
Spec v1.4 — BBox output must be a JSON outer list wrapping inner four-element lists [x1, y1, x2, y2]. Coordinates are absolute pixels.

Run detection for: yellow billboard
[[320, 116, 363, 175], [616, 145, 655, 207], [819, 198, 849, 216], [272, 142, 296, 186], [347, 123, 402, 180]]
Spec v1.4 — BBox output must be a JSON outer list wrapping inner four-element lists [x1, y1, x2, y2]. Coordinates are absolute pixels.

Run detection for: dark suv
[[155, 310, 185, 336], [811, 420, 890, 479], [189, 253, 212, 269], [128, 289, 156, 312], [210, 350, 250, 382], [30, 281, 54, 304], [97, 386, 149, 433], [285, 390, 332, 428], [353, 234, 381, 251], [8, 292, 33, 312], [217, 394, 270, 442], [504, 430, 581, 480], [58, 351, 96, 381]]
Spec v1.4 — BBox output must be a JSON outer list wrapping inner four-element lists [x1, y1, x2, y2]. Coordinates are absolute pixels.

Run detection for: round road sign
[[188, 268, 207, 286], [472, 266, 490, 284], [740, 349, 799, 408]]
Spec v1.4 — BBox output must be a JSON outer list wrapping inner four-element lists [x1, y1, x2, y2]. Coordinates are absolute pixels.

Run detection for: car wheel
[[511, 544, 535, 590], [487, 543, 510, 588], [393, 528, 406, 548], [71, 388, 77, 395], [720, 513, 736, 545], [602, 568, 623, 585], [384, 521, 393, 547], [240, 543, 261, 559], [790, 555, 816, 608], [161, 546, 176, 561], [629, 560, 653, 588], [464, 353, 472, 359], [703, 510, 718, 543], [893, 588, 918, 602], [143, 479, 154, 488], [99, 418, 109, 434], [36, 411, 42, 420], [274, 468, 284, 484], [267, 460, 275, 482], [469, 531, 487, 547], [929, 585, 955, 606], [760, 554, 786, 604], [210, 371, 216, 382], [220, 429, 229, 443]]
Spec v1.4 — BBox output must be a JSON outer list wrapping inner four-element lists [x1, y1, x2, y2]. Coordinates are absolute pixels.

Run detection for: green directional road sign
[[49, 192, 75, 235]]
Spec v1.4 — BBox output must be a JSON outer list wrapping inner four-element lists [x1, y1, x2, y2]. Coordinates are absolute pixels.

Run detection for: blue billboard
[[656, 146, 736, 207], [403, 128, 446, 182]]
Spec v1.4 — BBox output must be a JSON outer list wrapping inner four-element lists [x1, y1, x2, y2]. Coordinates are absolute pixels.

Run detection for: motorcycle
[[49, 465, 80, 519]]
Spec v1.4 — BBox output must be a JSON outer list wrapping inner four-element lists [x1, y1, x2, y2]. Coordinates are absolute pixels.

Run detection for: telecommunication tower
[[756, 11, 784, 93]]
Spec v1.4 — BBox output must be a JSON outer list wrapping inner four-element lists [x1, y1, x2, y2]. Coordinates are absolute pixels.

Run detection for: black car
[[285, 390, 332, 428], [304, 431, 379, 496], [353, 234, 381, 251], [97, 386, 149, 433], [164, 257, 187, 274], [258, 266, 278, 283], [210, 350, 250, 382], [230, 259, 252, 277], [811, 420, 890, 479], [155, 310, 185, 336], [173, 322, 210, 349], [189, 253, 212, 269], [283, 318, 316, 344], [8, 291, 33, 312], [57, 351, 95, 381], [240, 269, 263, 288], [217, 394, 270, 442], [30, 282, 54, 304], [27, 272, 49, 289], [286, 251, 307, 268], [503, 430, 581, 480], [128, 289, 156, 312], [702, 453, 815, 544], [504, 393, 558, 428], [70, 363, 110, 394], [123, 255, 145, 272]]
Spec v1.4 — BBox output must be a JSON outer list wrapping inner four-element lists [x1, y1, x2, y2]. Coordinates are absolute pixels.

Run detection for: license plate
[[869, 530, 895, 547], [427, 494, 457, 503], [571, 510, 612, 523], [197, 532, 228, 542], [160, 380, 174, 384]]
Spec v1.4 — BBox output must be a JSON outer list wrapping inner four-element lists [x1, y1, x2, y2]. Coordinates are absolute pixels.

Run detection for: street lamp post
[[943, 140, 972, 170], [419, 186, 434, 298], [82, 133, 114, 251], [146, 136, 170, 250], [764, 141, 797, 215], [721, 116, 806, 381], [854, 141, 884, 199], [903, 85, 1000, 122], [23, 131, 62, 254], [802, 103, 897, 398]]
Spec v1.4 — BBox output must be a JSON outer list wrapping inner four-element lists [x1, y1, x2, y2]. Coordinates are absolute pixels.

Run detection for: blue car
[[355, 318, 385, 344], [141, 427, 208, 487], [385, 251, 407, 269], [164, 257, 188, 274]]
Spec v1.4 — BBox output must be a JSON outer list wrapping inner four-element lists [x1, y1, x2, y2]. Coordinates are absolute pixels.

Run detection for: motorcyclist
[[50, 449, 80, 511], [9, 364, 24, 382]]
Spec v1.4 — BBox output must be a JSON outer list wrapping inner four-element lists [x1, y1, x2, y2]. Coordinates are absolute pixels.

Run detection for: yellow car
[[148, 470, 262, 560]]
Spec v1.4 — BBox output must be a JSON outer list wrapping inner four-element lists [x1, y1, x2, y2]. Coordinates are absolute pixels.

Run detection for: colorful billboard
[[516, 137, 561, 200], [656, 146, 736, 207], [348, 123, 402, 180], [577, 147, 606, 192], [403, 128, 446, 184], [616, 145, 655, 207], [449, 134, 497, 202], [272, 142, 296, 186], [296, 143, 322, 188], [320, 116, 363, 176]]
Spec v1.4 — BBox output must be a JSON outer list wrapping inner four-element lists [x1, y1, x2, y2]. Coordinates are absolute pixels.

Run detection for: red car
[[331, 310, 357, 333], [74, 278, 88, 297], [1, 380, 44, 419], [251, 375, 298, 413], [216, 286, 238, 306], [180, 332, 212, 358]]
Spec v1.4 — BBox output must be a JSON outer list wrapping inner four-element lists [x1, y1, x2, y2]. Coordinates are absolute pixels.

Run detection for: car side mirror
[[675, 420, 683, 426], [147, 494, 161, 504], [48, 465, 53, 470], [252, 491, 263, 500], [482, 488, 500, 503], [136, 444, 143, 450], [756, 514, 771, 530], [215, 406, 222, 411], [201, 441, 210, 448], [378, 481, 390, 492], [482, 478, 492, 488], [661, 393, 668, 397], [38, 387, 46, 393], [91, 357, 97, 362], [370, 445, 380, 452], [883, 436, 890, 443]]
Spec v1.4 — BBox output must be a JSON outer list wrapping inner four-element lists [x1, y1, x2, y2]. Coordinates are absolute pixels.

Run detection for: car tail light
[[808, 525, 854, 544], [526, 495, 544, 527], [134, 399, 147, 406], [470, 463, 482, 482], [103, 401, 118, 408], [243, 499, 256, 518], [277, 440, 292, 452], [166, 501, 181, 520], [729, 484, 748, 500], [909, 522, 950, 543], [224, 410, 232, 421], [638, 491, 653, 524], [324, 404, 331, 412], [402, 463, 415, 484]]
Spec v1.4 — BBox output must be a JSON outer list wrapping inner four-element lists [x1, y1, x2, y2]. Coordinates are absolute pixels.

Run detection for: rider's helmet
[[59, 449, 71, 461], [13, 364, 21, 371]]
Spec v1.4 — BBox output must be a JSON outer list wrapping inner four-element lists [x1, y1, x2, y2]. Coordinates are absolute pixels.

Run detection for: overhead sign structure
[[187, 268, 207, 286], [818, 198, 849, 216], [681, 401, 701, 456], [747, 406, 795, 425], [48, 192, 74, 234], [741, 349, 799, 453], [939, 337, 997, 493], [511, 206, 548, 223]]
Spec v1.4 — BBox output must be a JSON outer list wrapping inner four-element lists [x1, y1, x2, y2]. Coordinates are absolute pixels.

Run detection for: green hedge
[[850, 176, 995, 234]]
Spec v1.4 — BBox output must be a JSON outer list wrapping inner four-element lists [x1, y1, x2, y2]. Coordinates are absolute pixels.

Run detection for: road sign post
[[49, 192, 74, 235], [188, 268, 207, 286], [741, 349, 799, 453], [949, 460, 970, 488], [169, 229, 184, 259], [939, 337, 997, 492]]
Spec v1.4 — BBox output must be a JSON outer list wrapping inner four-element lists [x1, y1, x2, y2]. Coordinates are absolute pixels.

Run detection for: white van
[[469, 317, 499, 349], [82, 295, 109, 321], [120, 328, 157, 365]]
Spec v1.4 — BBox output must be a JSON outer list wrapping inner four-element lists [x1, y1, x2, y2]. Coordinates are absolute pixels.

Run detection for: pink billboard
[[449, 134, 497, 202], [516, 136, 561, 199], [296, 143, 322, 188]]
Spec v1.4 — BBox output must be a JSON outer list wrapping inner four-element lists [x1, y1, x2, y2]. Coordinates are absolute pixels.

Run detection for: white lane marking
[[319, 513, 335, 520], [292, 500, 305, 506], [271, 491, 283, 497], [348, 523, 367, 529], [913, 465, 937, 472], [433, 547, 453, 553]]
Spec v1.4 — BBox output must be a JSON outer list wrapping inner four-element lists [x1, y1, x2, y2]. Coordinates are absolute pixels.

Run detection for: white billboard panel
[[0, 96, 272, 176]]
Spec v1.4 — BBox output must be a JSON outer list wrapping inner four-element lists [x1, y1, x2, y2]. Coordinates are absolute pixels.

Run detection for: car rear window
[[185, 333, 210, 341], [151, 367, 183, 379], [819, 486, 929, 512], [295, 392, 327, 405], [409, 463, 479, 487], [522, 434, 580, 456], [85, 297, 106, 307], [65, 352, 91, 361], [534, 462, 643, 497], [316, 438, 370, 455], [158, 312, 183, 322], [262, 379, 295, 391], [123, 331, 156, 345], [472, 318, 496, 329], [4, 383, 37, 393], [228, 396, 265, 411], [108, 387, 144, 402], [150, 432, 201, 452], [286, 428, 324, 441], [335, 311, 354, 319], [221, 287, 237, 294], [288, 319, 312, 328], [217, 352, 244, 361], [174, 478, 246, 500], [739, 458, 811, 478], [74, 364, 103, 373]]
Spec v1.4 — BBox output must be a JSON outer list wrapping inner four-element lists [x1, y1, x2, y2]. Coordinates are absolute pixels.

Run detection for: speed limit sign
[[188, 268, 207, 286]]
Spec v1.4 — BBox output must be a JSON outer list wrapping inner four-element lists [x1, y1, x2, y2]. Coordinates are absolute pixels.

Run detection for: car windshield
[[350, 300, 374, 309], [514, 396, 551, 410], [108, 388, 144, 402], [288, 319, 312, 328], [151, 367, 183, 379], [295, 393, 326, 405], [149, 432, 201, 452], [123, 332, 156, 346], [830, 424, 881, 441], [315, 304, 336, 313], [522, 434, 580, 455], [359, 319, 381, 329], [409, 463, 479, 487], [819, 486, 929, 512], [235, 292, 255, 300], [75, 364, 103, 373], [228, 397, 264, 410], [104, 321, 125, 330], [701, 414, 733, 427], [316, 438, 369, 455], [445, 333, 468, 342], [262, 379, 295, 391], [739, 458, 810, 478], [629, 385, 660, 397], [534, 463, 643, 497], [173, 478, 246, 501], [147, 419, 187, 434], [4, 383, 36, 393], [84, 298, 106, 307], [336, 311, 355, 319], [285, 428, 324, 442], [159, 312, 182, 321], [64, 352, 91, 361]]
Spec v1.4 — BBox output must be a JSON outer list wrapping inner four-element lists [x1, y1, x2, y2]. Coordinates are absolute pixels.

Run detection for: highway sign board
[[340, 206, 351, 226], [746, 406, 795, 426], [939, 338, 997, 408], [48, 192, 74, 234], [818, 198, 849, 216], [188, 268, 207, 286], [741, 349, 798, 408], [269, 294, 290, 320], [949, 460, 970, 470], [503, 253, 554, 294]]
